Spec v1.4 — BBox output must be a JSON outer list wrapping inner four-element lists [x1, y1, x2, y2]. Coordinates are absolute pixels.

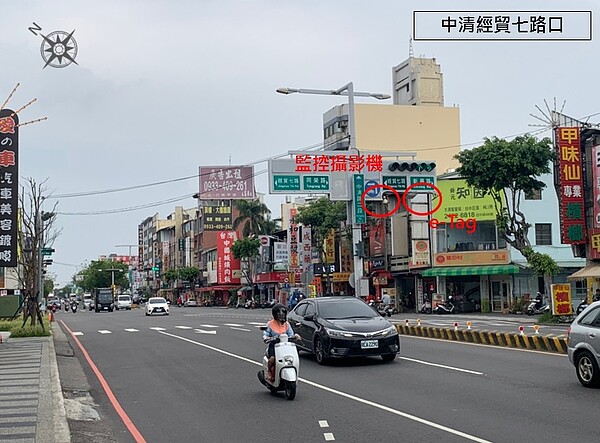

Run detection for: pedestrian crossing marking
[[124, 329, 139, 332], [175, 326, 193, 329], [248, 322, 266, 326], [224, 323, 244, 327], [194, 329, 217, 335], [98, 330, 111, 334], [72, 332, 84, 336], [149, 327, 166, 331], [199, 324, 219, 328]]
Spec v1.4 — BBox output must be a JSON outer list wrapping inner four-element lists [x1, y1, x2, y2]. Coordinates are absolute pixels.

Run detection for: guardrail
[[394, 324, 568, 354]]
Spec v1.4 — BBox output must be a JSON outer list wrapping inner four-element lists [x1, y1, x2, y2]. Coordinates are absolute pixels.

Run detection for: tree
[[263, 216, 282, 235], [16, 178, 60, 328], [454, 134, 559, 283], [233, 199, 271, 238], [232, 237, 261, 299], [163, 266, 200, 285], [295, 197, 348, 259], [77, 260, 129, 292]]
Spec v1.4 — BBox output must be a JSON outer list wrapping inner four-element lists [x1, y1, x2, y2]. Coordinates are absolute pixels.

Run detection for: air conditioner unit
[[339, 120, 348, 128]]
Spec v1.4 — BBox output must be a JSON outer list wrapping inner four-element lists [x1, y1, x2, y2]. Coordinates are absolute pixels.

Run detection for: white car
[[116, 295, 132, 310], [184, 299, 198, 307], [145, 297, 170, 316]]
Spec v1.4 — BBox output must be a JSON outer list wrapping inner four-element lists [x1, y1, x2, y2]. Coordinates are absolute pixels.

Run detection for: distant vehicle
[[92, 288, 114, 312], [83, 293, 92, 309], [145, 297, 169, 316], [184, 299, 198, 307], [116, 295, 132, 310]]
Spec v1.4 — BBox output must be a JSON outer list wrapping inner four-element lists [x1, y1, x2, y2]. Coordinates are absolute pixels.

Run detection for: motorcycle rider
[[262, 304, 300, 383], [534, 292, 544, 310]]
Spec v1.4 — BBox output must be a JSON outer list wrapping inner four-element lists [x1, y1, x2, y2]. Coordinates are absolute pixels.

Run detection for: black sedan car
[[288, 296, 400, 364]]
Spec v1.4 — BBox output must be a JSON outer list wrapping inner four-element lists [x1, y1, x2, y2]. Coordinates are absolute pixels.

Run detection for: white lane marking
[[72, 332, 84, 336], [98, 330, 111, 334], [158, 331, 492, 443], [319, 420, 329, 428], [400, 357, 484, 375], [149, 327, 166, 331], [175, 326, 193, 330], [324, 433, 335, 441], [194, 329, 217, 335], [230, 327, 252, 332], [199, 324, 219, 328], [248, 322, 266, 326], [124, 329, 139, 332], [401, 334, 568, 356], [223, 323, 244, 327]]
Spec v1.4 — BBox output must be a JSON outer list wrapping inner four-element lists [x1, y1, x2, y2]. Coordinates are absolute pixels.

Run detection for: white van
[[83, 293, 92, 309], [116, 294, 132, 310]]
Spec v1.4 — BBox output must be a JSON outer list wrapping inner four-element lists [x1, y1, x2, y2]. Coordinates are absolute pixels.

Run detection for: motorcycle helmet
[[272, 303, 287, 323]]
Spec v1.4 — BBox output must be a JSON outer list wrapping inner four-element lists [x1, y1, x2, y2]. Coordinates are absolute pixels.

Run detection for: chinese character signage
[[301, 226, 312, 270], [273, 242, 289, 263], [138, 225, 144, 267], [556, 127, 585, 244], [0, 109, 18, 267], [413, 11, 591, 41], [340, 236, 353, 273], [369, 220, 385, 257], [324, 229, 335, 264], [199, 166, 256, 200], [551, 283, 572, 316], [410, 240, 431, 269], [288, 208, 299, 270], [589, 228, 600, 260], [592, 145, 600, 229], [435, 178, 502, 221], [203, 202, 232, 231], [294, 154, 382, 173], [216, 231, 241, 285]]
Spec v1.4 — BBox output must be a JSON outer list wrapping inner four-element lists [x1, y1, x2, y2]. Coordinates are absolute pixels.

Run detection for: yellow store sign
[[434, 179, 504, 221]]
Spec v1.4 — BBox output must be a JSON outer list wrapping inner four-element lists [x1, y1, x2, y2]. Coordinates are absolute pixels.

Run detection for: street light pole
[[277, 83, 390, 297]]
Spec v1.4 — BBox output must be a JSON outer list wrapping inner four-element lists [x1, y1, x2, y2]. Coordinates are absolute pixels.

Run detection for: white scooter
[[257, 330, 300, 400]]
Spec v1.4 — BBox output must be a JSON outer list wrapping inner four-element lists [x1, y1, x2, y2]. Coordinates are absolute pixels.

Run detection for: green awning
[[421, 265, 520, 277]]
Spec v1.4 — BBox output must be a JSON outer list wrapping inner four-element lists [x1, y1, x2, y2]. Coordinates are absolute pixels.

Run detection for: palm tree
[[263, 216, 282, 235], [233, 199, 271, 238]]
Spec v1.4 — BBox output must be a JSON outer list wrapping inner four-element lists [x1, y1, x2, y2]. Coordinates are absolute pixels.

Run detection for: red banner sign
[[556, 127, 586, 244], [216, 231, 241, 285]]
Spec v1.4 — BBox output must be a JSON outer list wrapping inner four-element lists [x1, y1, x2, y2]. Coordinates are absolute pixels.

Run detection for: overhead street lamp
[[276, 82, 390, 298]]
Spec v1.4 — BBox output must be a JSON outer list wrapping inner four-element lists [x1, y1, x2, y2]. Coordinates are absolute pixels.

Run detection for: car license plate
[[361, 340, 378, 349]]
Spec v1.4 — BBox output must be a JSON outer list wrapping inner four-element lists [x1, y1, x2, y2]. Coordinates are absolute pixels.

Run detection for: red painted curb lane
[[59, 320, 147, 443]]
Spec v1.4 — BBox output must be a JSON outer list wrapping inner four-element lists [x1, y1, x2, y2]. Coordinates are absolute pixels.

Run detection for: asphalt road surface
[[55, 306, 593, 443]]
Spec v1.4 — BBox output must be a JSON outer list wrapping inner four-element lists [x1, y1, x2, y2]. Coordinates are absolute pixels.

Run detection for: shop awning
[[567, 263, 600, 280], [421, 265, 520, 277], [200, 285, 241, 292]]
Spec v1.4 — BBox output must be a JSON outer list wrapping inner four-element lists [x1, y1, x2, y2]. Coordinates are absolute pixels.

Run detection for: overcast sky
[[2, 0, 598, 286]]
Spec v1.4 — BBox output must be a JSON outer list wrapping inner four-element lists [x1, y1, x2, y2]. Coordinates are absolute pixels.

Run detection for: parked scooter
[[526, 300, 550, 316], [435, 296, 456, 315], [257, 330, 299, 400], [419, 300, 432, 314]]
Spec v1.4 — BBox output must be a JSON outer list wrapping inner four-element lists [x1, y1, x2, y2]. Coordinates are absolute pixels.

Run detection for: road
[[55, 306, 592, 443]]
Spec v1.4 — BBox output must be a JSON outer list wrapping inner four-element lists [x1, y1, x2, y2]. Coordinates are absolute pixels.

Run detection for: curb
[[46, 326, 72, 443], [394, 325, 568, 354]]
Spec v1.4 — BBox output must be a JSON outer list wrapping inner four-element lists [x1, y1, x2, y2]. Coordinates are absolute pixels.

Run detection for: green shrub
[[538, 311, 559, 324], [0, 318, 52, 337]]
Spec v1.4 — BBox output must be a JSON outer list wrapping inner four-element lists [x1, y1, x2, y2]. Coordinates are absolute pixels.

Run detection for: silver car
[[567, 301, 600, 388]]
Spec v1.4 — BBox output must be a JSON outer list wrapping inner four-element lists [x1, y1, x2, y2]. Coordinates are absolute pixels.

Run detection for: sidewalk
[[0, 333, 70, 443]]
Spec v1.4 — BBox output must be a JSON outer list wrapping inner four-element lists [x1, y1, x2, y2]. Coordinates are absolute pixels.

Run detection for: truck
[[91, 288, 114, 312]]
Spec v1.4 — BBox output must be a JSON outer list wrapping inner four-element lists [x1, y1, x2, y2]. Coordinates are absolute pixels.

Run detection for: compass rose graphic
[[39, 30, 78, 69]]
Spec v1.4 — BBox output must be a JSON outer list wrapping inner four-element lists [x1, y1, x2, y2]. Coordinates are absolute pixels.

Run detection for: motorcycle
[[419, 300, 432, 314], [257, 330, 299, 401], [71, 302, 78, 313], [435, 296, 456, 315], [526, 300, 550, 316]]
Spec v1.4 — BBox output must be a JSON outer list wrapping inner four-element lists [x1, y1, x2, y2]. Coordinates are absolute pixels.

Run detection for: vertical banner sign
[[353, 174, 366, 224], [138, 225, 144, 268], [593, 145, 600, 228], [325, 229, 335, 264], [288, 208, 299, 271], [0, 109, 18, 267], [301, 226, 312, 270], [556, 127, 585, 244], [340, 236, 353, 273], [589, 228, 600, 260], [369, 220, 385, 256], [217, 231, 241, 284], [551, 283, 573, 316]]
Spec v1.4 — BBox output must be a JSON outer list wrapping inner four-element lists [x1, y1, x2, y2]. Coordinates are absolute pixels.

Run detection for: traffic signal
[[178, 238, 184, 251], [355, 241, 365, 258], [152, 266, 160, 277], [387, 161, 436, 173]]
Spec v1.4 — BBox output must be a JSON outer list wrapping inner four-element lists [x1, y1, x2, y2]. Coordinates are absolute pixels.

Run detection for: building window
[[535, 223, 552, 245], [525, 189, 542, 200]]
